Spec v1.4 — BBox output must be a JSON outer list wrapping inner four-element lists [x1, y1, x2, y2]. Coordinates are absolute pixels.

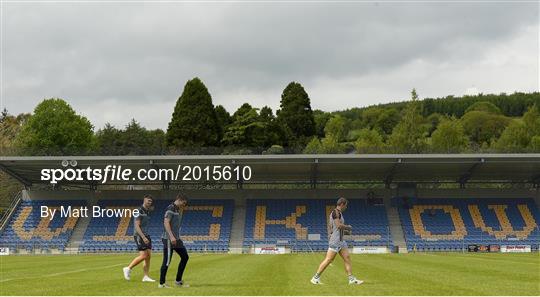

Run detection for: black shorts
[[134, 234, 152, 251]]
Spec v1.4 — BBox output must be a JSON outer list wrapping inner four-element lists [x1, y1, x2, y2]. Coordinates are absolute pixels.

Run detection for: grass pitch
[[0, 252, 539, 295]]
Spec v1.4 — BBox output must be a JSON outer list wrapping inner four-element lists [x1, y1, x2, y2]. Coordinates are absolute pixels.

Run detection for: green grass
[[0, 253, 539, 295]]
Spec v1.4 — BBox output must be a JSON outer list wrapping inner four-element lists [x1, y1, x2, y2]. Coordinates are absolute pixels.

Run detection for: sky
[[1, 1, 539, 130]]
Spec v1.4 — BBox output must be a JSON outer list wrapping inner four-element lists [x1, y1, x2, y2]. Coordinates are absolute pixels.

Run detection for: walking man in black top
[[158, 193, 189, 288]]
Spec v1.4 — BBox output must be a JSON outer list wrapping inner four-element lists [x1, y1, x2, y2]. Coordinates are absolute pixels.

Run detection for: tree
[[530, 136, 540, 152], [324, 115, 347, 142], [319, 135, 346, 154], [95, 123, 122, 155], [376, 108, 400, 135], [489, 105, 540, 153], [388, 89, 427, 153], [222, 107, 265, 150], [523, 105, 540, 152], [0, 110, 29, 155], [426, 113, 446, 137], [523, 104, 540, 137], [354, 128, 384, 154], [303, 135, 345, 154], [221, 105, 282, 153], [122, 119, 165, 155], [344, 92, 539, 120], [460, 111, 510, 145], [276, 82, 316, 148], [422, 92, 539, 118], [96, 120, 166, 155], [0, 111, 30, 155], [0, 108, 8, 123], [494, 120, 529, 152], [303, 137, 322, 154], [232, 103, 254, 119], [215, 105, 232, 140], [259, 106, 282, 147], [146, 129, 166, 155], [361, 107, 383, 130], [263, 145, 285, 155], [360, 107, 400, 136], [166, 78, 220, 152], [465, 101, 502, 114], [431, 118, 469, 153], [313, 110, 331, 138], [15, 98, 95, 155]]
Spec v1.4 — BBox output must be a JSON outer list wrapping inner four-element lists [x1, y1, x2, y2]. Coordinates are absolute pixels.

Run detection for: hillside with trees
[[1, 79, 539, 157]]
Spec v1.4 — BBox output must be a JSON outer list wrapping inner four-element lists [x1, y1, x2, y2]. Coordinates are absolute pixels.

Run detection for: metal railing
[[0, 191, 22, 232]]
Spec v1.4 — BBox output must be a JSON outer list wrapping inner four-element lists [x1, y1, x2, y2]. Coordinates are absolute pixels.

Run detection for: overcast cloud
[[1, 2, 538, 130]]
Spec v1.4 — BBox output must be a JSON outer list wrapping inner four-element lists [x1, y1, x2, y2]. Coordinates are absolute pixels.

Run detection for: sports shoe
[[310, 277, 322, 285], [158, 283, 171, 288], [348, 277, 364, 285], [122, 267, 131, 281], [175, 280, 190, 287], [142, 276, 156, 282]]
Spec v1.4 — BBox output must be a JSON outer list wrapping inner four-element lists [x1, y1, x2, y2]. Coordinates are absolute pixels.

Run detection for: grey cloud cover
[[2, 2, 539, 130]]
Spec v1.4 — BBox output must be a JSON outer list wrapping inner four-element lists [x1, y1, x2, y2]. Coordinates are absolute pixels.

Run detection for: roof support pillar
[[310, 159, 318, 189], [384, 158, 401, 189], [458, 158, 485, 188], [163, 180, 170, 190], [232, 160, 243, 190], [531, 174, 540, 189]]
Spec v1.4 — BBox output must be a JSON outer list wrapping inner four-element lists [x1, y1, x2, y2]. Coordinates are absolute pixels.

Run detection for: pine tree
[[215, 105, 232, 141], [166, 78, 220, 152], [276, 82, 316, 149], [388, 89, 427, 153]]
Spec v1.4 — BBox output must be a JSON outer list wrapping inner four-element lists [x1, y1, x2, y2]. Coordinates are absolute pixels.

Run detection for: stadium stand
[[1, 195, 539, 254], [397, 198, 540, 251], [243, 199, 392, 251], [0, 200, 86, 252], [1, 155, 539, 255], [79, 199, 233, 253]]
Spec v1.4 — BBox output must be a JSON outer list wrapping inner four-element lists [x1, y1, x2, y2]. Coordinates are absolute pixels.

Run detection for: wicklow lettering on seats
[[92, 205, 225, 242], [254, 205, 308, 240], [468, 204, 538, 240], [14, 206, 78, 241], [409, 205, 467, 240]]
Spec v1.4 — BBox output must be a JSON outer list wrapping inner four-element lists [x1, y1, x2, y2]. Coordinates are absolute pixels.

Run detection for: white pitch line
[[0, 263, 124, 283]]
